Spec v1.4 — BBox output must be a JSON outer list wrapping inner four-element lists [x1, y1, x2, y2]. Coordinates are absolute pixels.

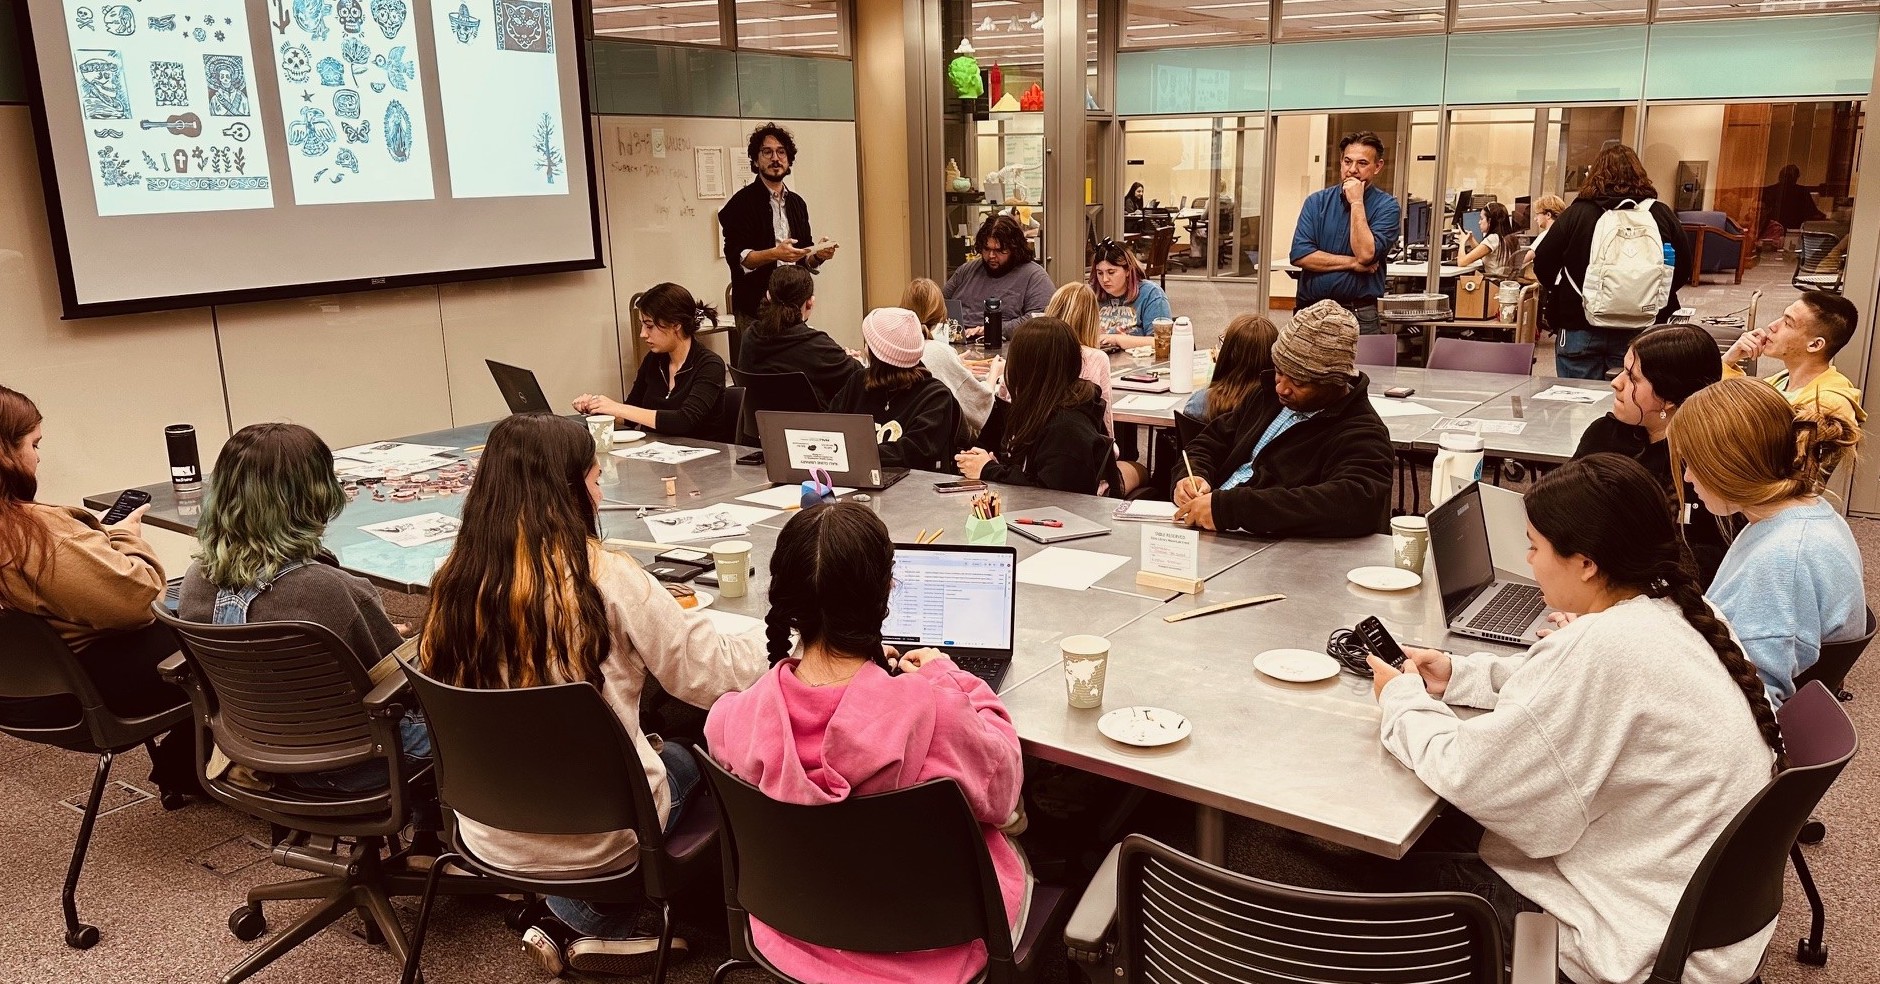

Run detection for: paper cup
[[711, 540, 753, 599], [586, 414, 614, 453], [1390, 515, 1430, 573], [1061, 634, 1110, 709]]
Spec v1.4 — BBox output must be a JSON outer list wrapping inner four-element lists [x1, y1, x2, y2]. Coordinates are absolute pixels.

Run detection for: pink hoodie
[[705, 656, 1028, 984]]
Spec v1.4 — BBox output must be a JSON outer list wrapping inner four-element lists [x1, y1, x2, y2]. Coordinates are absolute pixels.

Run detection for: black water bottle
[[984, 297, 1003, 350], [165, 424, 203, 494]]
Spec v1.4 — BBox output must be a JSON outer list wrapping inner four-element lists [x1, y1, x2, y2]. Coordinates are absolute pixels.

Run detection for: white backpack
[[1562, 198, 1670, 329]]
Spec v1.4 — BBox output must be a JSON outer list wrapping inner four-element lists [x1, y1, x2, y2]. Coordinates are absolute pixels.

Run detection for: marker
[[1014, 518, 1063, 528]]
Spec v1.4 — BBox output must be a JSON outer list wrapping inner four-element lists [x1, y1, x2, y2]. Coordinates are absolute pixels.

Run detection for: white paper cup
[[586, 414, 614, 453], [1390, 515, 1430, 572], [711, 540, 753, 599], [1061, 634, 1110, 709]]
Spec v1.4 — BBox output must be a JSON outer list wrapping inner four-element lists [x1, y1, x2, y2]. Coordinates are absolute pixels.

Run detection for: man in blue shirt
[[1290, 131, 1402, 335]]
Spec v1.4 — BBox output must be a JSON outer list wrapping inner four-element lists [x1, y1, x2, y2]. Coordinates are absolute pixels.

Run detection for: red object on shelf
[[989, 62, 1003, 103], [1019, 83, 1044, 111]]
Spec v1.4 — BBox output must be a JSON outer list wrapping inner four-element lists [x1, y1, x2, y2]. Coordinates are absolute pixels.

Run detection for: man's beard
[[984, 256, 1014, 277]]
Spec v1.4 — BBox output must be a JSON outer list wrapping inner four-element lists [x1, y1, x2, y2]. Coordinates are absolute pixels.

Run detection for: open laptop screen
[[1427, 483, 1495, 619], [883, 546, 1016, 653]]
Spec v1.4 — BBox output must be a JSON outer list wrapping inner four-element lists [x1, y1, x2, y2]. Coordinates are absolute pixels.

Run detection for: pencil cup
[[966, 515, 1007, 546], [1061, 635, 1110, 709]]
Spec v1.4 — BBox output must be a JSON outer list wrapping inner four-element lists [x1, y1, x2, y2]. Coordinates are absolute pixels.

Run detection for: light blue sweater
[[1707, 498, 1865, 706]]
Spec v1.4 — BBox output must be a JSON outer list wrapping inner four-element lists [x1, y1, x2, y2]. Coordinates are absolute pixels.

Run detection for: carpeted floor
[[3, 514, 1876, 983]]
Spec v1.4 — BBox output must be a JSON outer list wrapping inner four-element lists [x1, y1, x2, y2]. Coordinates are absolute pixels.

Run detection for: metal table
[[999, 534, 1516, 862], [1416, 376, 1612, 465]]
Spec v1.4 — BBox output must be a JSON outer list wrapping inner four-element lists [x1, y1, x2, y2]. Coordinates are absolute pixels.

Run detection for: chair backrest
[[1172, 409, 1206, 450], [1113, 834, 1504, 983], [1427, 337, 1534, 375], [1797, 230, 1840, 271], [1649, 681, 1858, 983], [731, 368, 821, 443], [396, 658, 661, 847], [1355, 333, 1397, 367], [694, 752, 1016, 975], [1144, 225, 1175, 280], [713, 385, 746, 445], [1794, 606, 1875, 696], [0, 610, 117, 750]]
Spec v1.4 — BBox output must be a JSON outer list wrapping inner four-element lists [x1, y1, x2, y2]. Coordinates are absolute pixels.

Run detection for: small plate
[[1254, 648, 1340, 684], [613, 430, 647, 443], [689, 589, 714, 611], [1097, 706, 1192, 748], [1348, 566, 1421, 591]]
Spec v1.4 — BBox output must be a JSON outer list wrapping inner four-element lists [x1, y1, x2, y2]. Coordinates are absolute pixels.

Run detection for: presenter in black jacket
[[719, 123, 837, 362]]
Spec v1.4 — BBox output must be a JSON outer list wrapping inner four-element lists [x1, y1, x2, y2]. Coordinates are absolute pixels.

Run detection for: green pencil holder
[[965, 515, 1007, 546]]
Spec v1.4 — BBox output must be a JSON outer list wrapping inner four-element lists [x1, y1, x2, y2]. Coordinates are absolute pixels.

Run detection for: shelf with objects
[[940, 3, 1049, 280]]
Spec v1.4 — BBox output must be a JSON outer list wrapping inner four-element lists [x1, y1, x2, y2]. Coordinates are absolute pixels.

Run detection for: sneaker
[[521, 925, 567, 977], [566, 935, 688, 976]]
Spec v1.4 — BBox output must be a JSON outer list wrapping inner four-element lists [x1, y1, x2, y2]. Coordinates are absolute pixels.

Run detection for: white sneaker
[[521, 925, 567, 977], [566, 935, 688, 976]]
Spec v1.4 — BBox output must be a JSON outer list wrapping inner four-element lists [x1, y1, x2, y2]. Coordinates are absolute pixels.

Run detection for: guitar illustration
[[139, 113, 203, 137]]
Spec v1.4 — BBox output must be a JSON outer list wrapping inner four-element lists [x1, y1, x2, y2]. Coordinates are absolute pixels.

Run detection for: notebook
[[1006, 506, 1111, 544], [1112, 500, 1178, 522]]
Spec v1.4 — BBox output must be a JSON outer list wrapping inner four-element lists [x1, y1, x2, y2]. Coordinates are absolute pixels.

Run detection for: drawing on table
[[336, 147, 360, 172], [292, 0, 333, 41], [190, 146, 207, 171], [370, 0, 407, 39], [97, 146, 141, 186], [383, 99, 411, 161], [215, 30, 226, 41], [204, 56, 252, 116], [102, 5, 134, 35], [533, 112, 562, 184], [146, 175, 269, 190], [494, 0, 551, 53], [148, 14, 176, 30], [75, 7, 95, 30], [448, 2, 479, 42], [288, 106, 335, 156], [316, 56, 345, 85], [333, 88, 360, 117], [141, 150, 162, 170], [280, 41, 313, 82], [341, 119, 369, 143], [337, 0, 364, 33], [93, 127, 125, 138], [210, 146, 231, 172], [140, 112, 202, 136], [192, 27, 206, 41], [374, 46, 413, 90], [172, 148, 188, 172], [149, 60, 189, 106], [76, 51, 133, 120], [301, 88, 315, 101]]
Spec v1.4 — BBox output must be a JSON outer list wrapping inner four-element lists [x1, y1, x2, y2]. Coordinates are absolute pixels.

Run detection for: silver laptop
[[755, 411, 908, 490], [1429, 482, 1555, 645], [883, 543, 1019, 690]]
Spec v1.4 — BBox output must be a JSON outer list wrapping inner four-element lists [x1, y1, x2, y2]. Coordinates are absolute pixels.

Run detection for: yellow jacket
[[1723, 362, 1867, 428]]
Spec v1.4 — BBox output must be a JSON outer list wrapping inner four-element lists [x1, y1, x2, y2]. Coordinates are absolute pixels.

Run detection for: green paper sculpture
[[947, 55, 983, 100]]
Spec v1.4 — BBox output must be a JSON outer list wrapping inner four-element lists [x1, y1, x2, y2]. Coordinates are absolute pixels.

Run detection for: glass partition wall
[[1122, 117, 1265, 279]]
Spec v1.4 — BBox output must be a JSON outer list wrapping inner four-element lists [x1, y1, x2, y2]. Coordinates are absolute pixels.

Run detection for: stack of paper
[[1016, 547, 1130, 592]]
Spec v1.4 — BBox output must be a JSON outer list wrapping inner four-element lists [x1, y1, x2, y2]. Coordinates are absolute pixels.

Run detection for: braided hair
[[1527, 453, 1786, 773], [763, 501, 897, 673]]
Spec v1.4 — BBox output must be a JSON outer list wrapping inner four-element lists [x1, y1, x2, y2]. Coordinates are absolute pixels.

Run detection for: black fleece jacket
[[1532, 195, 1692, 336], [830, 374, 962, 472], [1571, 415, 1732, 587], [735, 321, 862, 408], [625, 345, 727, 439], [977, 395, 1115, 495], [1184, 374, 1393, 537]]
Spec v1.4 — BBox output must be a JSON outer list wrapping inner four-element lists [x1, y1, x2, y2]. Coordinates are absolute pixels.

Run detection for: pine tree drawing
[[534, 113, 563, 185]]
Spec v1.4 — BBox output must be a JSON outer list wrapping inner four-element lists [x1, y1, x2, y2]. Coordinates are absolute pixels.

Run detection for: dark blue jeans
[[1554, 327, 1632, 380], [546, 742, 702, 939]]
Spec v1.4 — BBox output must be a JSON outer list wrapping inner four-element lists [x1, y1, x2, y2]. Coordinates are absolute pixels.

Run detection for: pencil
[[1182, 450, 1196, 481], [925, 529, 944, 544], [916, 528, 928, 544]]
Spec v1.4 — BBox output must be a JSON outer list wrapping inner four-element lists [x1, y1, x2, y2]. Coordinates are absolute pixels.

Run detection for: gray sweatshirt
[[941, 260, 1055, 327], [1379, 595, 1777, 984]]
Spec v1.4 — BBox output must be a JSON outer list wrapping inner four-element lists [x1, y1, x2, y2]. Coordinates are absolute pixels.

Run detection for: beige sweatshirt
[[454, 546, 769, 879], [0, 503, 165, 650]]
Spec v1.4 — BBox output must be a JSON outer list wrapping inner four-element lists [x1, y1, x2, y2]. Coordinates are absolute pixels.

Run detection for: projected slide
[[62, 0, 274, 216], [268, 0, 435, 204], [430, 0, 568, 199]]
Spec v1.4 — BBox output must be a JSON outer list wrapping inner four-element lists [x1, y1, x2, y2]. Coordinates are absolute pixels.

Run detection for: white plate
[[1253, 648, 1340, 684], [1347, 566, 1421, 591], [613, 430, 647, 443], [1097, 706, 1192, 748]]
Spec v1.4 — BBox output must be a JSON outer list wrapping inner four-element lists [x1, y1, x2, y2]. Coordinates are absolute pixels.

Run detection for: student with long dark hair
[[956, 318, 1115, 495], [1457, 201, 1523, 281], [1369, 453, 1782, 984], [829, 308, 962, 472], [705, 503, 1028, 984], [416, 413, 767, 976], [574, 283, 729, 439], [0, 385, 195, 795], [736, 264, 860, 407], [1571, 324, 1729, 582], [1670, 377, 1864, 706]]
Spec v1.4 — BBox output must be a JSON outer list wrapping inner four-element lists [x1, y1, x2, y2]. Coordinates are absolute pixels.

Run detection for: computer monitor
[[1403, 199, 1431, 247]]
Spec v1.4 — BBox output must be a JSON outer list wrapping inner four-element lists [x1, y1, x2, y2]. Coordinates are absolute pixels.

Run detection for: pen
[[1013, 518, 1063, 527]]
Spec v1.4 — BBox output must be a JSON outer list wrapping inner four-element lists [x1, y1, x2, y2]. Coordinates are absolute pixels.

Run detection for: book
[[1006, 506, 1112, 544]]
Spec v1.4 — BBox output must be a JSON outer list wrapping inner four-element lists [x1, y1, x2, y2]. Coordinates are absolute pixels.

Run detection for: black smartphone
[[934, 480, 987, 495], [736, 450, 766, 466], [1384, 386, 1416, 399], [1121, 372, 1160, 384], [101, 489, 152, 524], [656, 547, 712, 565], [1355, 616, 1407, 668], [646, 560, 709, 583]]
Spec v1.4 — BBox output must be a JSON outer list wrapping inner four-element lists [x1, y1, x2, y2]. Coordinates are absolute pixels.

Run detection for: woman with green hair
[[175, 422, 428, 793]]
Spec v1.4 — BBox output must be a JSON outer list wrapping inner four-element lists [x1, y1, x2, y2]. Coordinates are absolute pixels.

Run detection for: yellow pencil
[[916, 529, 928, 544], [925, 529, 945, 544]]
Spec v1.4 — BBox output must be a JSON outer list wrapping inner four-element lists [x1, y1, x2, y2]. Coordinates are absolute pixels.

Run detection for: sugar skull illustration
[[447, 2, 479, 43], [383, 99, 412, 162], [288, 105, 336, 157], [337, 0, 364, 33], [292, 0, 333, 41], [75, 7, 95, 30], [102, 5, 134, 35], [280, 41, 313, 83], [76, 50, 132, 120], [370, 0, 407, 39]]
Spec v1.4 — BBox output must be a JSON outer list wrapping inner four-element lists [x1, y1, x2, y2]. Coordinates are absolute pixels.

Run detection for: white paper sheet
[[360, 512, 460, 547], [1435, 416, 1528, 436], [1113, 394, 1185, 412], [609, 442, 721, 465], [1017, 547, 1129, 592], [335, 442, 457, 465], [1368, 397, 1443, 418], [1530, 384, 1609, 404], [641, 502, 780, 544], [736, 484, 856, 510]]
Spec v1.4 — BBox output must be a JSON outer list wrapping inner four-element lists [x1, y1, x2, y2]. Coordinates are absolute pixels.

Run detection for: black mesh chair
[[1065, 833, 1539, 983], [396, 658, 720, 984], [730, 369, 821, 445], [1794, 606, 1873, 705], [0, 611, 192, 949], [695, 751, 1066, 984], [153, 610, 479, 984]]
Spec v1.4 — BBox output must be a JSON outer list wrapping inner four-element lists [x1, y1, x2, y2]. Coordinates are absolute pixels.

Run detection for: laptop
[[1428, 482, 1556, 645], [755, 411, 909, 490], [487, 360, 556, 416], [883, 543, 1019, 690]]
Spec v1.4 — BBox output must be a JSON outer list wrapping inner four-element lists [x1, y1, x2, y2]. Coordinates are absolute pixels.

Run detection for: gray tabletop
[[1418, 376, 1612, 465], [998, 534, 1517, 859]]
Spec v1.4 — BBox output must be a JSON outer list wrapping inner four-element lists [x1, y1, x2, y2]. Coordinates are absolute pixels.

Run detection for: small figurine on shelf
[[945, 158, 971, 192], [1018, 83, 1044, 111], [988, 62, 1003, 103], [947, 39, 983, 100], [987, 162, 1032, 204]]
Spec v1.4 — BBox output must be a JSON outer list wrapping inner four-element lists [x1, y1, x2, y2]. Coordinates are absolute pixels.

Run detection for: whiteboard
[[598, 116, 865, 369]]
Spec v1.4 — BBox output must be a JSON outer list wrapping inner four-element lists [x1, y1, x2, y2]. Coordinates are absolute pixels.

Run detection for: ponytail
[[694, 300, 721, 334], [1793, 400, 1859, 494], [753, 265, 814, 341]]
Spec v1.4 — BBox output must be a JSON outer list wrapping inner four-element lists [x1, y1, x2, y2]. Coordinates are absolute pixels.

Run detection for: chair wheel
[[229, 905, 267, 941], [65, 924, 100, 949], [1797, 939, 1828, 966], [159, 791, 188, 811], [1799, 820, 1827, 845]]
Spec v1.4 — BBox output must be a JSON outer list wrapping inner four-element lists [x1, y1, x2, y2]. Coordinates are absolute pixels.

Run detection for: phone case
[[646, 560, 709, 583]]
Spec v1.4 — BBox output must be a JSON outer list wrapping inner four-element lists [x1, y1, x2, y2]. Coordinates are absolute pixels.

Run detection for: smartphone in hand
[[101, 489, 152, 524], [1355, 616, 1407, 668]]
